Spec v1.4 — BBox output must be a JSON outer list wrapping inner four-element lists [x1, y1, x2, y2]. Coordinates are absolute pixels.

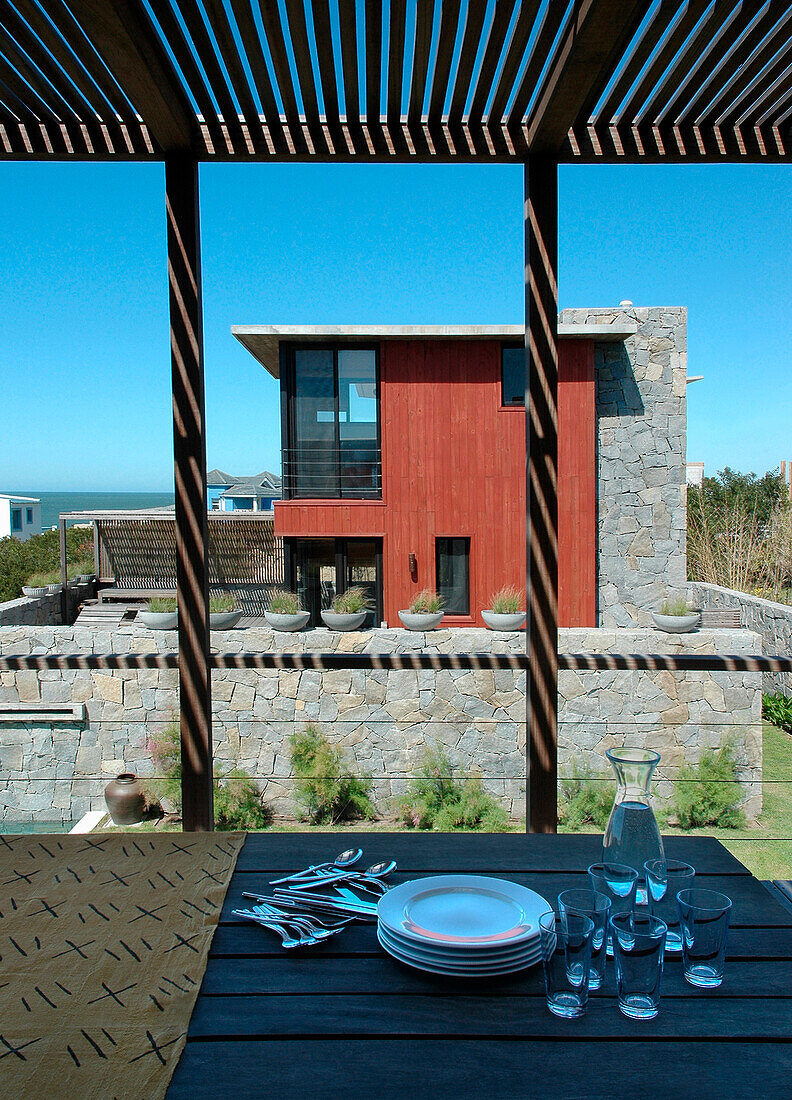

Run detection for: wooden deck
[[168, 833, 792, 1099]]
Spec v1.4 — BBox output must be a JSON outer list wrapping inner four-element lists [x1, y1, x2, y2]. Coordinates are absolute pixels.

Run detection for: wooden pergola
[[3, 1, 792, 832]]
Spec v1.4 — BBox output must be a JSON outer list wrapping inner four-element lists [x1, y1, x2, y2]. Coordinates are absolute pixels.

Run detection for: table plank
[[234, 833, 750, 875], [168, 1039, 792, 1099]]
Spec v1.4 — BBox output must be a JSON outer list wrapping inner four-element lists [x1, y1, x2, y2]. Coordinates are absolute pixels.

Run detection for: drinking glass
[[539, 910, 594, 1019], [676, 888, 732, 988], [558, 888, 611, 990], [610, 912, 667, 1019], [644, 859, 696, 953], [587, 862, 638, 955]]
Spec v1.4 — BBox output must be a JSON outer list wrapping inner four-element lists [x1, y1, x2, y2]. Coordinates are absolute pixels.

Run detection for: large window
[[288, 538, 382, 627], [11, 508, 22, 532], [502, 344, 525, 406], [285, 347, 380, 498], [436, 537, 470, 615]]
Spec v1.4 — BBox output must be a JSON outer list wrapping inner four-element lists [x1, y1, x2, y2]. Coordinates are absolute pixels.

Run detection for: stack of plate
[[376, 874, 551, 977]]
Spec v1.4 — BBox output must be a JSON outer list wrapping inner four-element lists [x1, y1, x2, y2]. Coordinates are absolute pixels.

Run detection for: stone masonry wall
[[0, 624, 761, 825], [560, 306, 688, 627], [690, 582, 792, 696], [0, 580, 98, 627]]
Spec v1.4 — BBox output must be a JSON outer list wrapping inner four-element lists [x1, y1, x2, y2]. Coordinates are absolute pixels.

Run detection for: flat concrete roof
[[231, 322, 638, 378]]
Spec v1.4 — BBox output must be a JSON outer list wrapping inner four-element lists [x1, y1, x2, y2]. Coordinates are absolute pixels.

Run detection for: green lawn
[[661, 719, 792, 881]]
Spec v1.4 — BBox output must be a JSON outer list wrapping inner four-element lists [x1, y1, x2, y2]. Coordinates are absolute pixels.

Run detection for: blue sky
[[1, 159, 789, 491]]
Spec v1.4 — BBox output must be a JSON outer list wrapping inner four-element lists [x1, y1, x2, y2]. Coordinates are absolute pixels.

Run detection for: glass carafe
[[602, 747, 664, 903]]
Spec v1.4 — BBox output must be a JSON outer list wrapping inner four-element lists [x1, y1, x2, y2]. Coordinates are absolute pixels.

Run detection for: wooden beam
[[524, 155, 558, 834], [526, 0, 648, 151], [166, 154, 213, 831], [68, 0, 196, 152]]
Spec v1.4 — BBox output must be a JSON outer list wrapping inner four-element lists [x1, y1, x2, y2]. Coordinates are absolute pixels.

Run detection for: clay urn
[[104, 773, 147, 825]]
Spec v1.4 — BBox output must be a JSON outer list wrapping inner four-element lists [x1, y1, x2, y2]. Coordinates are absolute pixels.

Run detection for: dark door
[[288, 538, 382, 628]]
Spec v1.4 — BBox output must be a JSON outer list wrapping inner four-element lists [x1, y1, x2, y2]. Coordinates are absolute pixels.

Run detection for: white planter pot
[[321, 610, 367, 631], [46, 583, 61, 594], [398, 610, 444, 631], [22, 585, 48, 597], [138, 611, 178, 630], [482, 610, 526, 631], [265, 610, 310, 632], [651, 611, 700, 634], [209, 611, 243, 630]]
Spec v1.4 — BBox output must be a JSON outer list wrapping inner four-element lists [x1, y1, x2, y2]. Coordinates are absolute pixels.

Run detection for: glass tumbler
[[587, 862, 638, 955], [676, 888, 732, 988], [539, 910, 594, 1019], [610, 912, 667, 1020], [645, 859, 696, 953], [558, 888, 611, 990]]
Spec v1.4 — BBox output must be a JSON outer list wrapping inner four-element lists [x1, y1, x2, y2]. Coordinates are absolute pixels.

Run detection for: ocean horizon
[[10, 491, 175, 531]]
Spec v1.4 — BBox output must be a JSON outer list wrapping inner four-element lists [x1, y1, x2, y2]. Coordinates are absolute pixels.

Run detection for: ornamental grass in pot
[[321, 585, 371, 631], [265, 589, 310, 632], [482, 585, 526, 631], [651, 596, 700, 634], [398, 589, 444, 631], [22, 572, 50, 597], [209, 593, 242, 630], [138, 596, 178, 630]]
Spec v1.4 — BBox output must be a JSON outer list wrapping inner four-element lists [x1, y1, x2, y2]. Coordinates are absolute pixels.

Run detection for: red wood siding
[[275, 338, 597, 627]]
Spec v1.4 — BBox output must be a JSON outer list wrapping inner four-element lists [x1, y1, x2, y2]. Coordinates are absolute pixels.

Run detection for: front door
[[288, 538, 382, 628]]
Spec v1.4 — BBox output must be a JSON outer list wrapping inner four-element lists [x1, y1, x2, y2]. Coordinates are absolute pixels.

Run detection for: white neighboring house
[[686, 462, 705, 487], [0, 494, 41, 541]]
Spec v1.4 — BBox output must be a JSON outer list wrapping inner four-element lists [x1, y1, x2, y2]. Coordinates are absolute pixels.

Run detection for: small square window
[[26, 508, 33, 524], [436, 538, 470, 615], [502, 344, 525, 406]]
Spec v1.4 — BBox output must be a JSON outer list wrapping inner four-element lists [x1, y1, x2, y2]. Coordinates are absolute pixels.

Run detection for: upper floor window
[[26, 508, 33, 524], [502, 344, 525, 406], [11, 508, 22, 532], [284, 347, 380, 499]]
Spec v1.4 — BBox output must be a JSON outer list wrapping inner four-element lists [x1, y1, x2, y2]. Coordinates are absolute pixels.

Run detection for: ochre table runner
[[0, 831, 244, 1098]]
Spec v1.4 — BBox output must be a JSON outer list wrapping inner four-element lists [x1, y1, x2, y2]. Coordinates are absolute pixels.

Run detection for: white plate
[[378, 923, 540, 965], [378, 925, 541, 969], [378, 875, 551, 949], [377, 928, 539, 977]]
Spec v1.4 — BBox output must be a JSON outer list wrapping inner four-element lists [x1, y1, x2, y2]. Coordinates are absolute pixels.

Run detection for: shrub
[[763, 692, 792, 734], [26, 572, 55, 588], [490, 586, 523, 615], [0, 526, 93, 601], [147, 718, 271, 829], [558, 762, 615, 831], [671, 742, 746, 829], [332, 586, 371, 614], [267, 589, 302, 614], [398, 745, 509, 831], [659, 596, 693, 616], [409, 589, 443, 614], [288, 723, 375, 824], [147, 596, 178, 612]]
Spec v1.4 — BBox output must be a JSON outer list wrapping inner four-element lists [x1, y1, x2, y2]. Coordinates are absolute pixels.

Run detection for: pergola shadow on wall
[[2, 0, 792, 831]]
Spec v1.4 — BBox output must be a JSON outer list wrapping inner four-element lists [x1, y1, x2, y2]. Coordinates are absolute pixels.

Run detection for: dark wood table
[[168, 834, 792, 1098]]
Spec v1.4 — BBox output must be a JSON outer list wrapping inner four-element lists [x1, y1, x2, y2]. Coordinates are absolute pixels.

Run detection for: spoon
[[270, 847, 363, 885], [288, 859, 397, 894]]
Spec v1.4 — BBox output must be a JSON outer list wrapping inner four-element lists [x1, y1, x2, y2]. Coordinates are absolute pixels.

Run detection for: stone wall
[[560, 306, 688, 627], [690, 582, 792, 696], [0, 623, 761, 825], [0, 580, 98, 627]]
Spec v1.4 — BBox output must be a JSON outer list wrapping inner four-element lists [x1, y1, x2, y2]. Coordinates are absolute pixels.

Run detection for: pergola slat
[[426, 0, 460, 125], [338, 0, 360, 124], [407, 0, 433, 130], [506, 2, 568, 127], [257, 0, 308, 154], [727, 52, 792, 130], [467, 0, 516, 128], [632, 0, 742, 128], [447, 0, 488, 127], [364, 0, 381, 127], [710, 24, 792, 128], [308, 0, 344, 152], [283, 0, 330, 153], [486, 0, 540, 124], [386, 0, 406, 127], [222, 0, 288, 153]]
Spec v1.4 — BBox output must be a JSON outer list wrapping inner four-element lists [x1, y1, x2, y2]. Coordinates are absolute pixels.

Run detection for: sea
[[11, 492, 175, 531]]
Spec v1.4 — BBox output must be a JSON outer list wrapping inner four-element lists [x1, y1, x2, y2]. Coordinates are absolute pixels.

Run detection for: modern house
[[0, 493, 41, 541], [233, 306, 688, 629], [207, 469, 282, 512]]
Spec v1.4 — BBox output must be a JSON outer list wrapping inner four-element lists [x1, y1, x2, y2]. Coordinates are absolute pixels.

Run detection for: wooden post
[[524, 156, 559, 833], [59, 517, 68, 625], [166, 154, 214, 832]]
